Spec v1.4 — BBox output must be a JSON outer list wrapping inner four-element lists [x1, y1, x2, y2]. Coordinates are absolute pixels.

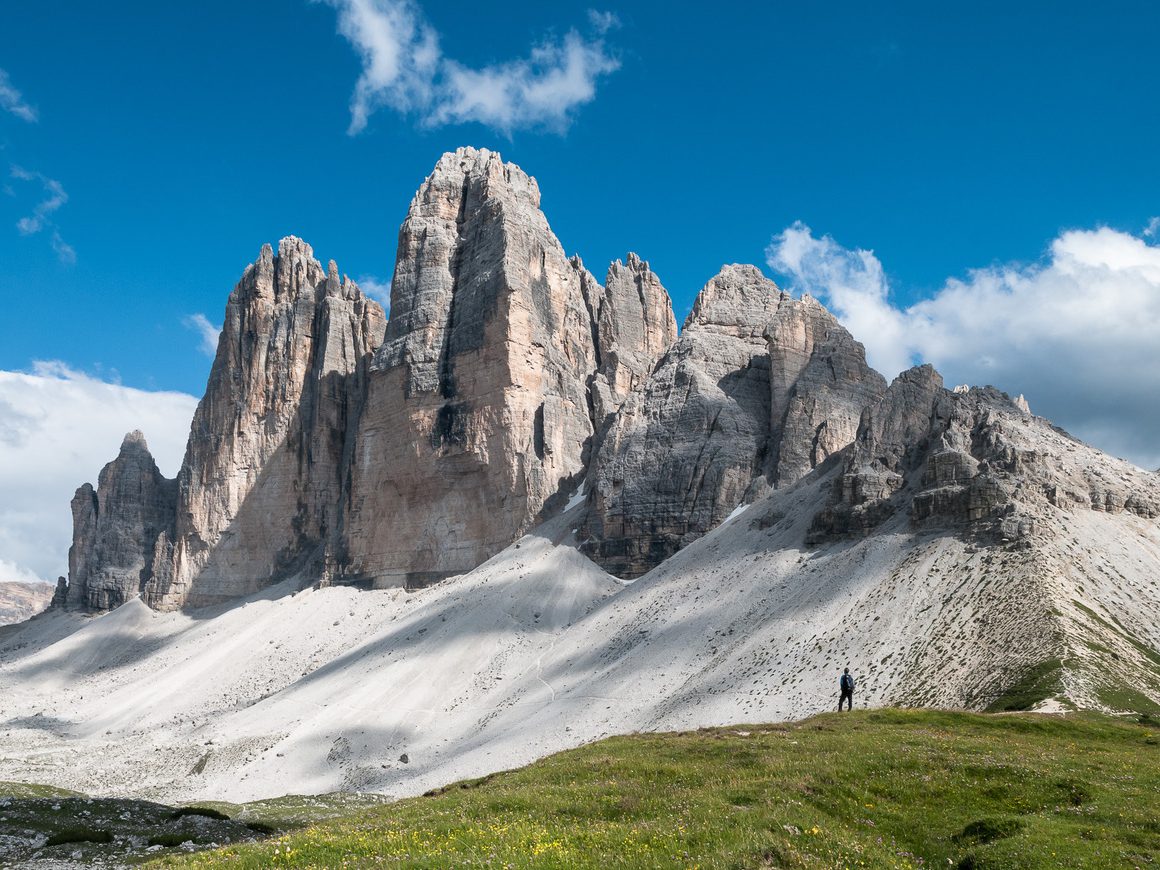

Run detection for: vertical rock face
[[139, 238, 386, 609], [57, 147, 901, 609], [766, 295, 887, 487], [581, 265, 782, 577], [582, 274, 888, 578], [588, 253, 678, 426], [339, 148, 611, 587], [64, 432, 177, 611]]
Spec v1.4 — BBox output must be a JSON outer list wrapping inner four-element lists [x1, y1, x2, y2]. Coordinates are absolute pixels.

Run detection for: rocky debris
[[587, 252, 678, 426], [808, 365, 1160, 544], [765, 294, 886, 487], [0, 581, 55, 626], [64, 431, 178, 611], [339, 148, 636, 588]]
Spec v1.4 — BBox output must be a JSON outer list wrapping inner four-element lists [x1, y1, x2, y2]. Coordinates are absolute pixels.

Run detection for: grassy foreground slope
[[155, 710, 1158, 869]]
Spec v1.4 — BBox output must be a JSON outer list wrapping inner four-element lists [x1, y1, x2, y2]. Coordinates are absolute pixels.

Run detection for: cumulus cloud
[[0, 68, 37, 123], [355, 274, 392, 313], [0, 364, 198, 583], [767, 222, 1160, 470], [9, 166, 74, 263], [183, 313, 222, 358], [321, 0, 620, 134]]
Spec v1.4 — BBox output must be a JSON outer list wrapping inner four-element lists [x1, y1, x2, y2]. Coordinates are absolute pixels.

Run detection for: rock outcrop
[[142, 238, 387, 609], [581, 269, 886, 578], [57, 240, 386, 611], [338, 148, 671, 587], [65, 431, 177, 611], [766, 294, 887, 487], [808, 366, 1160, 545], [587, 253, 678, 426], [580, 265, 781, 577]]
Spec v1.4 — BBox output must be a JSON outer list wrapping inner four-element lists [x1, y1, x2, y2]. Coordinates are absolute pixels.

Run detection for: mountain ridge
[[3, 146, 1156, 803]]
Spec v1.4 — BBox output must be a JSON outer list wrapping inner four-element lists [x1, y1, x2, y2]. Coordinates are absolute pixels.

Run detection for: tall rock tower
[[338, 147, 673, 587]]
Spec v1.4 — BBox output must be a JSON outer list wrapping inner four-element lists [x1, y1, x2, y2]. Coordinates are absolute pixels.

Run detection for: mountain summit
[[4, 147, 1158, 804]]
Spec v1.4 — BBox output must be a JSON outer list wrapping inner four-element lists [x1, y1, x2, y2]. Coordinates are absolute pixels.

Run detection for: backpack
[[841, 674, 854, 692]]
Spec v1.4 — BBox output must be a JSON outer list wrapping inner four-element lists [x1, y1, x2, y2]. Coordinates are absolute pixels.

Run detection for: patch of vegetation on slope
[[984, 658, 1064, 712], [151, 710, 1159, 869]]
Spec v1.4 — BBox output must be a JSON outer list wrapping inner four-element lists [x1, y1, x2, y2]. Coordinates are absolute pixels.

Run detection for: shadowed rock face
[[580, 269, 887, 578], [142, 238, 387, 609], [65, 432, 177, 611], [59, 239, 386, 611], [338, 148, 672, 587], [765, 295, 887, 488], [580, 266, 782, 577], [588, 253, 678, 427]]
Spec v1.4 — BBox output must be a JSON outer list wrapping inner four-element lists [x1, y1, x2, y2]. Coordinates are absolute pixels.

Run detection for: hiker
[[838, 667, 855, 711]]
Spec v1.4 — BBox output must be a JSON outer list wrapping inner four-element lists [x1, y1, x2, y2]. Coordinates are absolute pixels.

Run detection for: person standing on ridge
[[839, 667, 855, 711]]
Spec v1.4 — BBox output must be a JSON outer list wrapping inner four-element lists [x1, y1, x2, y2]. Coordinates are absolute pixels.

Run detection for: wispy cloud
[[0, 364, 198, 583], [10, 166, 74, 264], [767, 222, 1160, 470], [1145, 216, 1160, 238], [355, 274, 392, 313], [0, 69, 37, 123], [321, 0, 620, 135], [183, 313, 222, 358]]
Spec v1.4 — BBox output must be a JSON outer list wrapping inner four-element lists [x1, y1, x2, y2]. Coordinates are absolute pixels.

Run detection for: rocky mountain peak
[[684, 264, 784, 334], [119, 429, 151, 453]]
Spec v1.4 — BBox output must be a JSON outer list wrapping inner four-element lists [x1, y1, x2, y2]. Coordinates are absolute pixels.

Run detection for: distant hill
[[0, 581, 52, 626]]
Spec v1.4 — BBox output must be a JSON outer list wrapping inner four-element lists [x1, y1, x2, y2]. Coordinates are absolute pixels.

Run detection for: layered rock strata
[[58, 239, 386, 611], [581, 269, 886, 578], [808, 365, 1160, 545], [338, 148, 671, 587], [587, 253, 678, 427], [766, 294, 887, 487], [145, 238, 386, 609], [64, 431, 178, 611]]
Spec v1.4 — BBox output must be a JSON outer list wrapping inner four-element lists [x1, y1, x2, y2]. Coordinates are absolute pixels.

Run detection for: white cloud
[[587, 9, 620, 34], [0, 68, 37, 123], [355, 274, 392, 313], [183, 313, 222, 358], [0, 364, 198, 583], [1145, 216, 1160, 238], [0, 559, 46, 585], [321, 0, 620, 134], [10, 166, 74, 263], [767, 222, 1160, 470]]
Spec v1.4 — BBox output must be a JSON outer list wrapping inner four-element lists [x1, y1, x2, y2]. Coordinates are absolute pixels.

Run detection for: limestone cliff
[[59, 239, 386, 611], [143, 238, 387, 609], [808, 365, 1160, 545], [587, 253, 678, 427], [338, 148, 642, 587], [65, 431, 177, 611], [765, 294, 886, 487], [582, 268, 885, 578], [580, 266, 778, 577]]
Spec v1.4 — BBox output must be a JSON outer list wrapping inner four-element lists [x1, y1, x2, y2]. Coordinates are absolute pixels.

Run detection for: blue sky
[[3, 0, 1157, 392], [2, 1, 1160, 582]]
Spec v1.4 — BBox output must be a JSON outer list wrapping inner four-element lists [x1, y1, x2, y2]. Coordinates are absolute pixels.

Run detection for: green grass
[[150, 709, 1160, 869], [984, 658, 1063, 712]]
